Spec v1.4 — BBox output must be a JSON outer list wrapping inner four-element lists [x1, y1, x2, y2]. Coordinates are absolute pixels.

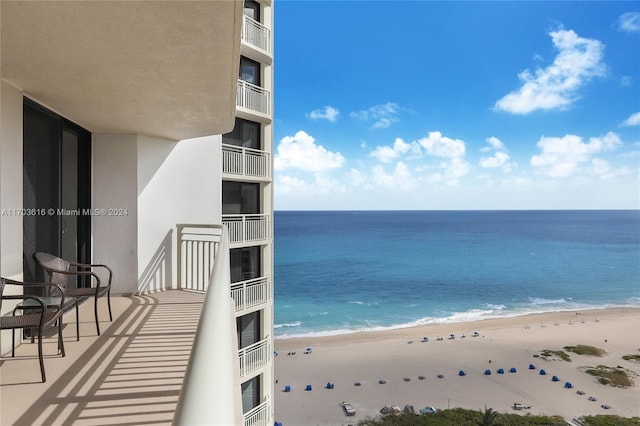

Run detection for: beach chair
[[305, 384, 312, 391], [325, 382, 334, 389]]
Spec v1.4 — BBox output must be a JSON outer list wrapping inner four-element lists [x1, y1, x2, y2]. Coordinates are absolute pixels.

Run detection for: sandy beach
[[273, 308, 640, 425]]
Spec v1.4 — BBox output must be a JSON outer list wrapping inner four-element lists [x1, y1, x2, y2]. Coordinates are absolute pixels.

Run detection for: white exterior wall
[[93, 134, 222, 294], [92, 134, 139, 294], [137, 135, 222, 293], [0, 81, 24, 355]]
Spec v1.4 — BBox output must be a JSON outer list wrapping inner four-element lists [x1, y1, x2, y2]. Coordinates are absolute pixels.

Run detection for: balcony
[[239, 337, 271, 378], [241, 15, 272, 59], [0, 291, 271, 426], [231, 276, 271, 313], [237, 80, 271, 121], [222, 144, 271, 181], [222, 214, 271, 246]]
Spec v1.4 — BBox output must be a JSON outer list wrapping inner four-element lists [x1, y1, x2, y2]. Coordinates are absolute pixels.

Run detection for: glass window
[[241, 375, 260, 413], [222, 181, 260, 214], [243, 0, 260, 22], [230, 246, 261, 283], [222, 118, 260, 150], [240, 56, 260, 86], [237, 311, 260, 348]]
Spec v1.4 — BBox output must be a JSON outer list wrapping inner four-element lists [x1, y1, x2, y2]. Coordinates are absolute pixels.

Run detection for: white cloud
[[370, 138, 419, 163], [530, 131, 622, 177], [306, 106, 340, 122], [616, 12, 640, 33], [480, 151, 510, 169], [442, 157, 470, 185], [495, 29, 606, 114], [479, 136, 512, 172], [417, 131, 466, 158], [274, 130, 345, 172], [351, 102, 400, 129], [276, 173, 347, 196], [371, 162, 414, 190], [622, 112, 640, 126], [481, 136, 506, 152]]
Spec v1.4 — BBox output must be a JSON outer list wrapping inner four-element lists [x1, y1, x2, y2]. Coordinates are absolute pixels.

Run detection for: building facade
[[1, 1, 274, 424], [225, 0, 275, 420]]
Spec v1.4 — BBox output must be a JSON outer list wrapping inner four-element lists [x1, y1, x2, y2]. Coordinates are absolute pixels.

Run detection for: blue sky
[[273, 1, 640, 210]]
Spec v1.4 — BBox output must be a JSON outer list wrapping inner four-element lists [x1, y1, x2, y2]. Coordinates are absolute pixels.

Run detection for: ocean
[[273, 210, 640, 338]]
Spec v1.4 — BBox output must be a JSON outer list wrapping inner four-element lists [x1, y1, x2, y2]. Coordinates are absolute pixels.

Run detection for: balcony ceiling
[[1, 1, 242, 140]]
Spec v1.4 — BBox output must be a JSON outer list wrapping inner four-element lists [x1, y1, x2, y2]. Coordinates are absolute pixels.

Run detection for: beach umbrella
[[497, 368, 505, 374], [565, 382, 573, 388], [484, 369, 492, 375], [539, 369, 547, 375], [552, 375, 559, 382], [510, 367, 517, 373], [450, 333, 455, 339], [529, 364, 536, 370], [459, 370, 466, 376]]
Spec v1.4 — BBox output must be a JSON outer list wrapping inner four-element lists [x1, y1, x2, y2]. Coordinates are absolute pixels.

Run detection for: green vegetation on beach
[[537, 349, 572, 362], [584, 365, 634, 388], [564, 345, 606, 357], [355, 408, 640, 425], [622, 354, 640, 362]]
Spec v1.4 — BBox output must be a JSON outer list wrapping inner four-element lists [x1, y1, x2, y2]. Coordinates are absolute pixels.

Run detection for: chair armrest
[[69, 262, 112, 287], [3, 281, 66, 308]]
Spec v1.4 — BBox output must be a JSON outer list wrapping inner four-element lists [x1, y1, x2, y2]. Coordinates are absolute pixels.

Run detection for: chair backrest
[[34, 252, 71, 289], [0, 278, 6, 311]]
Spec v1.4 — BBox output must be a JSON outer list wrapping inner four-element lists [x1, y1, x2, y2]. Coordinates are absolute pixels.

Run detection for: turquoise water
[[274, 210, 640, 338]]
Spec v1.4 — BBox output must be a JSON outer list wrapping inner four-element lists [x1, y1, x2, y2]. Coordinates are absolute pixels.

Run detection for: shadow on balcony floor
[[1, 290, 204, 426]]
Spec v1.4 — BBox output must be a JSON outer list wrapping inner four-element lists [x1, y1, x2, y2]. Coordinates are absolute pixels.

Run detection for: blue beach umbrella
[[510, 367, 517, 373], [529, 364, 536, 370], [539, 369, 547, 375], [565, 382, 573, 388], [459, 370, 466, 376], [484, 369, 492, 375], [552, 375, 559, 382], [497, 368, 505, 374]]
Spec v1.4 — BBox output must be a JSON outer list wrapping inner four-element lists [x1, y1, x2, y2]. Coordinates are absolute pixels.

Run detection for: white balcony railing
[[231, 276, 271, 312], [243, 398, 270, 426], [238, 337, 271, 378], [177, 224, 223, 292], [174, 227, 245, 425], [222, 144, 271, 179], [222, 214, 270, 245], [242, 15, 271, 55], [237, 80, 271, 117]]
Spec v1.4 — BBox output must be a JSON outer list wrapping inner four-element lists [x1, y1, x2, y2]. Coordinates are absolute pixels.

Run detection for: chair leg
[[94, 297, 100, 336], [75, 300, 80, 341], [11, 329, 15, 357], [107, 290, 113, 321], [58, 318, 66, 357], [37, 327, 46, 383]]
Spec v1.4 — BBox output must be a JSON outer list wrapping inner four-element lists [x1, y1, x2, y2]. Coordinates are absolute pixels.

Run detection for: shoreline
[[275, 307, 639, 344], [274, 307, 640, 425]]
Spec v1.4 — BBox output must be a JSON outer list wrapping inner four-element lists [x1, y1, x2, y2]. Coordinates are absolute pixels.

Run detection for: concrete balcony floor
[[1, 290, 205, 426]]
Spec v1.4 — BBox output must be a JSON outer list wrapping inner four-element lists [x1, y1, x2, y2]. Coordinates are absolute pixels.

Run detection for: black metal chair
[[34, 252, 113, 336], [0, 277, 66, 382]]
